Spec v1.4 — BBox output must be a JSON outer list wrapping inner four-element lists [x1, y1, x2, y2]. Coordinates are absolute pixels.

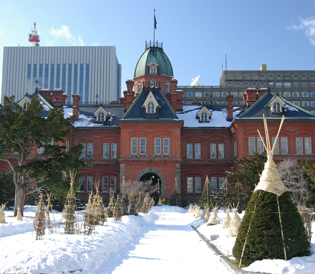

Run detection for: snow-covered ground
[[0, 205, 314, 274]]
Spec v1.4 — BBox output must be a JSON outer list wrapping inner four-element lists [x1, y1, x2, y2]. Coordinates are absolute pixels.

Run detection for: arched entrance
[[136, 166, 166, 198], [140, 173, 161, 205]]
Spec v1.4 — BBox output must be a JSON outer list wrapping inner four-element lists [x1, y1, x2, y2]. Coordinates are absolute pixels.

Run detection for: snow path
[[99, 212, 229, 274]]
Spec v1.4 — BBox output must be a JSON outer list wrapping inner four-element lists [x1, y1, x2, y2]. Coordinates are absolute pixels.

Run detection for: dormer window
[[18, 96, 31, 111], [98, 112, 105, 121], [148, 62, 158, 74], [148, 102, 154, 114], [273, 102, 281, 113], [93, 106, 109, 122], [268, 96, 286, 113], [196, 106, 212, 123], [143, 91, 159, 114], [151, 79, 156, 88]]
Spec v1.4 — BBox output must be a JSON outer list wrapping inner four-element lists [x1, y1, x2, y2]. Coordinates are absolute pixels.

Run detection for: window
[[138, 81, 141, 93], [276, 82, 283, 87], [305, 137, 312, 154], [103, 143, 109, 158], [273, 102, 281, 113], [150, 65, 156, 74], [131, 138, 138, 154], [284, 92, 291, 97], [37, 146, 44, 155], [79, 177, 85, 192], [110, 177, 116, 193], [201, 112, 207, 122], [98, 112, 104, 122], [165, 81, 169, 93], [218, 177, 225, 192], [210, 143, 216, 159], [186, 92, 193, 98], [272, 137, 279, 155], [155, 138, 161, 154], [111, 143, 117, 158], [204, 92, 210, 97], [218, 143, 224, 159], [150, 79, 156, 88], [249, 137, 255, 154], [293, 92, 300, 97], [163, 138, 170, 155], [302, 92, 309, 97], [195, 143, 201, 159], [195, 177, 201, 193], [311, 92, 315, 97], [87, 143, 93, 158], [23, 102, 29, 110], [211, 177, 217, 193], [281, 137, 288, 154], [296, 137, 303, 154], [140, 138, 146, 155], [148, 102, 155, 114], [187, 143, 193, 159], [187, 177, 193, 193], [302, 101, 310, 107], [284, 82, 291, 87], [102, 176, 108, 192], [80, 144, 86, 158], [87, 176, 93, 192], [195, 92, 202, 97], [257, 137, 264, 154]]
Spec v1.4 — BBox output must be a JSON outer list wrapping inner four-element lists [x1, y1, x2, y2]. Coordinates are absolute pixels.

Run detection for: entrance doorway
[[140, 173, 161, 205]]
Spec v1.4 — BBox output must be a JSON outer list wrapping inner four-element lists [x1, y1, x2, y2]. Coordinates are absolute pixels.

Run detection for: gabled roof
[[122, 87, 179, 121], [238, 91, 315, 120]]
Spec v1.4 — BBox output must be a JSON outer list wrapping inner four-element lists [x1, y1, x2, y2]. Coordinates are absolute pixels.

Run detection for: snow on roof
[[40, 102, 50, 111], [177, 105, 241, 128], [283, 104, 299, 112], [63, 107, 73, 119]]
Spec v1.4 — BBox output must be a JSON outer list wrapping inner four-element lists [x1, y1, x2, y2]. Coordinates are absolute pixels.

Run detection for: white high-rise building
[[1, 46, 121, 105]]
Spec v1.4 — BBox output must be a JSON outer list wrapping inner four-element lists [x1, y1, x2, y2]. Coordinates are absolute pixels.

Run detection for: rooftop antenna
[[153, 9, 157, 46], [28, 22, 40, 47]]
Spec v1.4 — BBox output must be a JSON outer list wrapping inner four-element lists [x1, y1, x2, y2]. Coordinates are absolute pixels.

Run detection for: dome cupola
[[134, 41, 173, 78]]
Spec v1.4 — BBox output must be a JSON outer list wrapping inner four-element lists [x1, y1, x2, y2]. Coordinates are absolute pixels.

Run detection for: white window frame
[[111, 143, 117, 158], [211, 177, 217, 193], [110, 177, 116, 193], [218, 177, 225, 192], [163, 138, 170, 155], [281, 137, 288, 154], [272, 137, 279, 155], [296, 137, 303, 154], [195, 143, 201, 159], [257, 137, 264, 154], [87, 176, 93, 192], [248, 137, 255, 154], [150, 79, 156, 88], [195, 177, 201, 193], [147, 102, 155, 114], [218, 143, 224, 159], [87, 143, 93, 158], [80, 143, 86, 158], [165, 81, 169, 93], [187, 143, 193, 159], [140, 138, 146, 155], [79, 176, 85, 192], [187, 177, 193, 193], [305, 137, 312, 154], [210, 143, 216, 159], [131, 138, 138, 154], [155, 138, 161, 154], [103, 143, 109, 158], [102, 176, 108, 192]]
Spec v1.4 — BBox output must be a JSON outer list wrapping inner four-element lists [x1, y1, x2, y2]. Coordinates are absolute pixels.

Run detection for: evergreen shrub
[[233, 190, 310, 266]]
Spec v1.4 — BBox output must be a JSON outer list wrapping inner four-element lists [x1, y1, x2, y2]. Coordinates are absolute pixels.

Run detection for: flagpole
[[153, 9, 156, 46]]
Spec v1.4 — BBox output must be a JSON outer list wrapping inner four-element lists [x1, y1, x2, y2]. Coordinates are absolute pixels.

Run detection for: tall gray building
[[178, 64, 315, 114], [1, 46, 121, 105]]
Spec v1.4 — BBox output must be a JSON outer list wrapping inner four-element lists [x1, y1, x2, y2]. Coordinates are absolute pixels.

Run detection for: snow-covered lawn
[[0, 205, 314, 274]]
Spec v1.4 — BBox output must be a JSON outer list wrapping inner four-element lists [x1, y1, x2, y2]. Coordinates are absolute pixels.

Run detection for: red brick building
[[2, 42, 315, 206]]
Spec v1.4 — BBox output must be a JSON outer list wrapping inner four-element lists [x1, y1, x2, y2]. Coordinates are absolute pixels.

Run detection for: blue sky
[[1, 0, 315, 97]]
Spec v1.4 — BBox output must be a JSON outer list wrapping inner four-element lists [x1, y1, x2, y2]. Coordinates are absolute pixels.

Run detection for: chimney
[[226, 94, 234, 121], [260, 64, 267, 71], [72, 93, 81, 117], [243, 88, 258, 107]]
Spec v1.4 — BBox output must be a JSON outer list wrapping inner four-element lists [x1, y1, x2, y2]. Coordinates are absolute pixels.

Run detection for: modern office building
[[1, 46, 121, 105], [178, 64, 315, 114]]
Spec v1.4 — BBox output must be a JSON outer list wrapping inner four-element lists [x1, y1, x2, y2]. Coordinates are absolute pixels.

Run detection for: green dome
[[134, 45, 173, 78]]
